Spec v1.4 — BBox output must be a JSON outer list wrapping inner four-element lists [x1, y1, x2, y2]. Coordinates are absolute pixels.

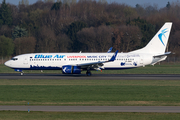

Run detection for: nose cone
[[4, 60, 11, 67]]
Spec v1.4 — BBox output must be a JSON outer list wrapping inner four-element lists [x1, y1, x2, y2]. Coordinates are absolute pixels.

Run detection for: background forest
[[0, 0, 180, 59]]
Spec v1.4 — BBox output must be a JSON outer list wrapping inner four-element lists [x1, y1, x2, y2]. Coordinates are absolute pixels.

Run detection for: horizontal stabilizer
[[153, 52, 171, 58]]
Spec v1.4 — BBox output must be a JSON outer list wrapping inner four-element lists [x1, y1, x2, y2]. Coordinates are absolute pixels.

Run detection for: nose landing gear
[[14, 69, 24, 76], [20, 72, 24, 76]]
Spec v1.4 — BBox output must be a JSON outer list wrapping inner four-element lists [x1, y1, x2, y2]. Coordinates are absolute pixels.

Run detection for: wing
[[76, 50, 118, 70]]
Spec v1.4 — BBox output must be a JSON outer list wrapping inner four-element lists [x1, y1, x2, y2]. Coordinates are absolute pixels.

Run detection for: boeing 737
[[4, 22, 172, 76]]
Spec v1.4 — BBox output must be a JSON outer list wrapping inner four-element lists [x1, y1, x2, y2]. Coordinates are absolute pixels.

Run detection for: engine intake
[[62, 65, 81, 74]]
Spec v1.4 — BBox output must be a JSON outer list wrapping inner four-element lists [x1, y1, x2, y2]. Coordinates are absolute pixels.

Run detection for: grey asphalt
[[0, 106, 180, 112], [0, 73, 180, 80]]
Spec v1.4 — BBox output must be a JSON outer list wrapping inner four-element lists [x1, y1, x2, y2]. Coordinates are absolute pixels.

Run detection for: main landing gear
[[86, 70, 92, 76]]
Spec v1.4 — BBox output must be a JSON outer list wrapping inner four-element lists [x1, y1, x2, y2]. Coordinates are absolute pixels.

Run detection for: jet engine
[[62, 65, 81, 74]]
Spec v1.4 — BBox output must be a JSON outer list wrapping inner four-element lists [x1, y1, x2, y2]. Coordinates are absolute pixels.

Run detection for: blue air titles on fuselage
[[34, 55, 65, 59]]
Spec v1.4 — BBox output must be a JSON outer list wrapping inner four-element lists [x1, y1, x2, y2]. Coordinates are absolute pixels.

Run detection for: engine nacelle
[[62, 65, 81, 74]]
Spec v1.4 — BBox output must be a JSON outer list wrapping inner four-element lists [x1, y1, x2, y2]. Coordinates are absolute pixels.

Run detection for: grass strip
[[0, 79, 180, 106]]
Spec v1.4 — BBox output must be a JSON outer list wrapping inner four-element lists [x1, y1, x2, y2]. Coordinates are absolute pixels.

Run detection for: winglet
[[109, 50, 118, 62], [107, 47, 113, 53]]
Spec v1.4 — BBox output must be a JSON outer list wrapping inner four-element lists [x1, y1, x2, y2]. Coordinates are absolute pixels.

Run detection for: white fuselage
[[5, 52, 154, 71]]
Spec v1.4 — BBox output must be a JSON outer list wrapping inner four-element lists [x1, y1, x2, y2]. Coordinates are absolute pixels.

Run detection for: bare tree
[[96, 25, 112, 52], [14, 37, 36, 55], [37, 26, 56, 52], [112, 25, 142, 52], [169, 31, 180, 56], [77, 25, 112, 52], [77, 27, 97, 52], [56, 33, 72, 52]]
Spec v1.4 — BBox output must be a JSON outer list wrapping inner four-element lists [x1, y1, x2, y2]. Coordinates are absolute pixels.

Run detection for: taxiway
[[1, 106, 180, 112]]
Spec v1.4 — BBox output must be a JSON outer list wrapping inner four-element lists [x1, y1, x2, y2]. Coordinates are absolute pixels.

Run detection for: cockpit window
[[11, 58, 18, 61]]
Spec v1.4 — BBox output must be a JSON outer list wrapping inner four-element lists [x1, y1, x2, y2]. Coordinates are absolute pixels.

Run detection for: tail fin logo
[[158, 28, 168, 46]]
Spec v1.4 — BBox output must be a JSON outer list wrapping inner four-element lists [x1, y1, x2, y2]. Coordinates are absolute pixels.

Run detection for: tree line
[[0, 0, 180, 57]]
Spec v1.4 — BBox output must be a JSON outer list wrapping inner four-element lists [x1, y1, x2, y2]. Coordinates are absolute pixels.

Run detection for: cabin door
[[139, 58, 143, 65], [23, 57, 28, 64]]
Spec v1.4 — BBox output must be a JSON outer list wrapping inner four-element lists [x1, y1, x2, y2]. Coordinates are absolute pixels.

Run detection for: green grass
[[1, 63, 180, 74], [0, 79, 180, 106], [0, 111, 180, 120]]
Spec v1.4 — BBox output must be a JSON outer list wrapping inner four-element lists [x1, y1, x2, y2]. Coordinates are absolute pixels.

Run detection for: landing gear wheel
[[86, 71, 92, 76], [20, 72, 24, 76]]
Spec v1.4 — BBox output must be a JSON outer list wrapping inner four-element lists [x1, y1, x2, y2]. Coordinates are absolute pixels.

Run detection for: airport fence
[[161, 56, 180, 64]]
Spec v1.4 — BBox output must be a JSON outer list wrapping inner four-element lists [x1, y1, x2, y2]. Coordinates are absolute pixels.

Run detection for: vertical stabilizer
[[130, 22, 172, 54]]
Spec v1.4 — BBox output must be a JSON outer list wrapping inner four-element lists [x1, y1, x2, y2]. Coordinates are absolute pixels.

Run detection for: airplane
[[4, 22, 172, 76]]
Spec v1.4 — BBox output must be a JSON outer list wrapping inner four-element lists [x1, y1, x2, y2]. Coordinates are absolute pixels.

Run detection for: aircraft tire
[[86, 71, 92, 76]]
